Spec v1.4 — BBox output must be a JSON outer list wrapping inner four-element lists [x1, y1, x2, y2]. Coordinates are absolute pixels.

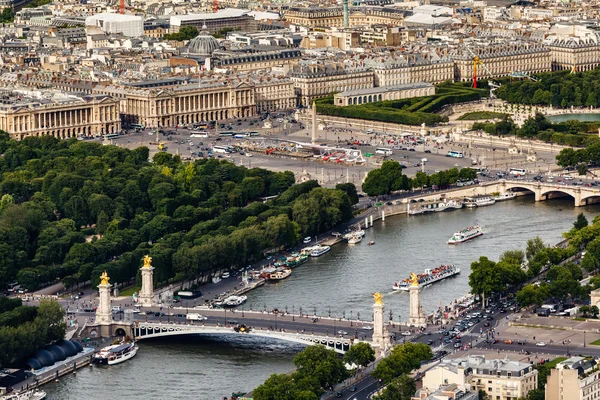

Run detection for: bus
[[509, 168, 526, 177], [213, 145, 234, 154], [130, 124, 145, 130], [375, 148, 393, 156], [233, 133, 248, 139], [248, 131, 259, 136], [103, 134, 119, 140], [190, 131, 209, 138], [218, 132, 234, 137], [446, 151, 464, 158]]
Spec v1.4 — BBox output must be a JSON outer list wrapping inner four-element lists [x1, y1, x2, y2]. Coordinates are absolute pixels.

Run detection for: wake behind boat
[[93, 342, 138, 366], [448, 224, 483, 244], [393, 265, 460, 291]]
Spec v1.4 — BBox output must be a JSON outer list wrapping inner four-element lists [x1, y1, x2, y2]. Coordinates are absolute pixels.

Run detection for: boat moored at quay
[[393, 265, 460, 291], [408, 199, 463, 215], [493, 192, 516, 201], [447, 225, 483, 244], [464, 196, 495, 208], [92, 342, 138, 366]]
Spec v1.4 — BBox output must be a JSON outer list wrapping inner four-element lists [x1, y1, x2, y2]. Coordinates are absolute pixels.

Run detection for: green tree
[[0, 7, 14, 23], [372, 342, 432, 384], [343, 342, 375, 368], [526, 237, 545, 261], [293, 345, 349, 389], [516, 284, 549, 307], [591, 305, 599, 318], [164, 25, 199, 41], [469, 256, 503, 306], [577, 163, 589, 177], [574, 213, 589, 230], [362, 169, 390, 197], [373, 375, 416, 400], [335, 183, 359, 205]]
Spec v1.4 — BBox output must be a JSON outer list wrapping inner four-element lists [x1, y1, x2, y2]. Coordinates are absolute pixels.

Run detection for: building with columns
[[366, 55, 454, 86], [544, 25, 600, 72], [252, 76, 297, 113], [334, 82, 434, 106], [93, 78, 256, 127], [284, 6, 406, 28], [0, 89, 120, 139]]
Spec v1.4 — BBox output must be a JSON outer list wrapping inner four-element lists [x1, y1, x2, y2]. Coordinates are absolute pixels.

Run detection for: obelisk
[[95, 271, 113, 325], [138, 255, 155, 307]]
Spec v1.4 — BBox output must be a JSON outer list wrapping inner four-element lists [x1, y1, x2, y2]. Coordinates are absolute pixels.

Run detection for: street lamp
[[584, 331, 587, 347]]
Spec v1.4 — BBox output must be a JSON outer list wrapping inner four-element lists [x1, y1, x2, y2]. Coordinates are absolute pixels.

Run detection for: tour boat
[[93, 342, 138, 366], [222, 295, 248, 307], [392, 265, 460, 291], [1, 390, 46, 400], [408, 199, 463, 215], [448, 225, 483, 244], [310, 245, 331, 257], [269, 268, 292, 281], [343, 230, 365, 240], [463, 196, 495, 208], [493, 192, 516, 201]]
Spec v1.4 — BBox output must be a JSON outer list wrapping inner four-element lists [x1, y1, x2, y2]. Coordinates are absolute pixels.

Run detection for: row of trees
[[362, 160, 477, 197], [556, 141, 600, 168], [495, 69, 600, 109], [164, 26, 199, 41], [472, 113, 597, 148], [0, 133, 356, 291], [0, 298, 66, 367]]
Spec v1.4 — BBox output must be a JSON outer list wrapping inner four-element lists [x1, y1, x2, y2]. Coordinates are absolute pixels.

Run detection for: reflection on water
[[547, 113, 600, 123]]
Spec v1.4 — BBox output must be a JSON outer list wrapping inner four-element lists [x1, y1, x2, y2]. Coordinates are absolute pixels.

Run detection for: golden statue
[[143, 255, 153, 269], [100, 271, 110, 285], [373, 292, 383, 305], [410, 272, 419, 287]]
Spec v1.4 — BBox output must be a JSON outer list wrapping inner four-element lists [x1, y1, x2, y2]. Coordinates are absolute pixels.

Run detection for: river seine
[[45, 196, 600, 399]]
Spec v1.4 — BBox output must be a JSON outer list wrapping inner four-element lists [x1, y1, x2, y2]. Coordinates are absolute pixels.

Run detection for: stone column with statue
[[408, 273, 427, 327], [372, 292, 391, 357], [138, 255, 155, 307], [95, 271, 113, 325]]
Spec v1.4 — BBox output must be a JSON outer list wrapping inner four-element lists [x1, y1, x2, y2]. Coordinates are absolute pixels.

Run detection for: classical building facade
[[289, 63, 374, 106], [452, 42, 551, 82], [546, 40, 600, 72], [368, 57, 454, 86], [169, 9, 257, 35], [284, 7, 405, 28], [546, 357, 600, 400], [423, 355, 538, 400], [93, 79, 256, 127], [211, 48, 302, 72], [0, 90, 120, 139], [253, 77, 296, 113], [334, 82, 434, 106]]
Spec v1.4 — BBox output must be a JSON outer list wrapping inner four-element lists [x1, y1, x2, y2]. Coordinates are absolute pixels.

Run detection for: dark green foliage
[[164, 26, 199, 41], [0, 133, 349, 291]]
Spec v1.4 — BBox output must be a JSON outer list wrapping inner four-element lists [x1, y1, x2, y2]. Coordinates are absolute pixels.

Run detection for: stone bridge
[[131, 322, 358, 354], [406, 179, 600, 207]]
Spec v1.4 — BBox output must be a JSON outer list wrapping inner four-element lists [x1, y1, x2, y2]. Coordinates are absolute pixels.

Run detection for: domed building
[[186, 31, 221, 57]]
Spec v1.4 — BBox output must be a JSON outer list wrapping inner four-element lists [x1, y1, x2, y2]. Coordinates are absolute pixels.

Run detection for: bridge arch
[[133, 324, 355, 354], [502, 184, 536, 197]]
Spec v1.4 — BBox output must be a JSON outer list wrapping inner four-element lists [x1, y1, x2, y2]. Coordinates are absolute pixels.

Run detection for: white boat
[[269, 268, 292, 281], [1, 390, 46, 400], [493, 192, 516, 201], [448, 225, 483, 244], [310, 245, 331, 257], [347, 234, 362, 244], [223, 295, 248, 307], [93, 342, 138, 366], [393, 265, 460, 291], [464, 196, 495, 208], [343, 230, 365, 240], [408, 199, 462, 215]]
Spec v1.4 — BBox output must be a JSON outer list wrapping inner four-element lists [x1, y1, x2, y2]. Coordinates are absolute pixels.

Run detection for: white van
[[303, 236, 312, 244], [111, 306, 121, 314]]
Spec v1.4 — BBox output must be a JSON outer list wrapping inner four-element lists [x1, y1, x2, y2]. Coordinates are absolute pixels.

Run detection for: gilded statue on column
[[410, 272, 420, 287], [373, 292, 383, 305], [100, 271, 110, 285], [143, 255, 153, 268]]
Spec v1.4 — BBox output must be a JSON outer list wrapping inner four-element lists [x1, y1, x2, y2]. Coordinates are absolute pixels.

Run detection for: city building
[[546, 357, 600, 400], [423, 355, 538, 400], [169, 9, 257, 35], [85, 13, 144, 37], [451, 41, 551, 82], [252, 75, 296, 113], [284, 6, 405, 28], [93, 77, 256, 127], [334, 82, 435, 106], [0, 89, 120, 139], [367, 55, 454, 86], [412, 384, 479, 400], [544, 25, 600, 72], [288, 62, 374, 106]]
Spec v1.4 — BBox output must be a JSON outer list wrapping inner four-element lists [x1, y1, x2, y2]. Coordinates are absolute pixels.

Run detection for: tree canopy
[[0, 134, 353, 291]]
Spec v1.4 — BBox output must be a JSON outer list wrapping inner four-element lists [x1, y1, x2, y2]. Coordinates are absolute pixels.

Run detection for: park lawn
[[458, 111, 508, 120], [590, 338, 600, 346], [118, 285, 140, 297]]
